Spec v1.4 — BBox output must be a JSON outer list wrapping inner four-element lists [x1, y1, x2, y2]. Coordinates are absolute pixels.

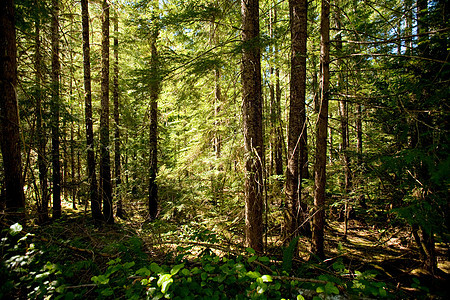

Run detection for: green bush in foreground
[[1, 223, 407, 299]]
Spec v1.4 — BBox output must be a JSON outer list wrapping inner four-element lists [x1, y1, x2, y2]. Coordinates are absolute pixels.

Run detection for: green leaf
[[170, 263, 185, 275], [92, 274, 109, 285], [247, 255, 257, 263], [10, 223, 22, 236], [150, 262, 163, 274], [297, 295, 305, 300], [246, 271, 261, 279], [246, 247, 256, 254], [123, 261, 135, 269], [136, 267, 151, 276], [325, 282, 339, 295], [258, 256, 270, 263], [157, 274, 173, 294], [256, 282, 267, 294], [261, 275, 272, 282], [316, 286, 325, 293], [181, 268, 190, 276], [379, 287, 387, 297]]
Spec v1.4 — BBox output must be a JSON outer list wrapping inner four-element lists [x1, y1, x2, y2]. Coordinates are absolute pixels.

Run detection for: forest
[[0, 0, 449, 299]]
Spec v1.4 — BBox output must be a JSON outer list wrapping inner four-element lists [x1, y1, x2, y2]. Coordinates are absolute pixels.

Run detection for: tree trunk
[[274, 68, 284, 180], [241, 0, 264, 252], [0, 0, 26, 218], [51, 0, 61, 219], [81, 0, 102, 221], [312, 0, 330, 260], [149, 29, 159, 221], [335, 0, 351, 239], [100, 0, 113, 224], [35, 1, 49, 223], [113, 12, 125, 220], [414, 0, 437, 274], [285, 0, 309, 244], [356, 103, 362, 164], [268, 3, 284, 191]]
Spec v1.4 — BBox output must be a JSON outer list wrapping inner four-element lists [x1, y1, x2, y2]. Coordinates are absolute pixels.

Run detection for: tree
[[312, 0, 330, 260], [335, 0, 352, 239], [34, 0, 49, 223], [51, 0, 61, 219], [267, 1, 284, 194], [285, 0, 309, 244], [148, 20, 159, 221], [241, 0, 264, 252], [113, 11, 125, 219], [0, 0, 26, 217], [100, 0, 114, 224], [81, 0, 102, 221]]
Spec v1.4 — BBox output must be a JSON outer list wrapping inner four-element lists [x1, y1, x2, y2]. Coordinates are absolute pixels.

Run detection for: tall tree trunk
[[51, 0, 61, 219], [268, 2, 284, 190], [335, 0, 351, 239], [0, 0, 26, 218], [70, 119, 76, 209], [113, 12, 125, 219], [241, 0, 264, 252], [356, 104, 362, 164], [274, 67, 284, 180], [414, 0, 437, 274], [35, 1, 49, 223], [149, 27, 159, 221], [210, 13, 222, 205], [81, 0, 102, 221], [312, 0, 330, 260], [100, 0, 113, 224], [285, 0, 309, 244], [335, 1, 351, 193]]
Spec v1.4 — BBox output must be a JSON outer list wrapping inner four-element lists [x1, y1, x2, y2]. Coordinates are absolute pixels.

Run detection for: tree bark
[[113, 12, 125, 219], [51, 0, 61, 219], [100, 0, 114, 224], [81, 0, 102, 221], [312, 0, 330, 260], [285, 0, 309, 243], [241, 0, 264, 252], [149, 29, 159, 221], [0, 0, 26, 217], [35, 0, 49, 223], [268, 3, 284, 189]]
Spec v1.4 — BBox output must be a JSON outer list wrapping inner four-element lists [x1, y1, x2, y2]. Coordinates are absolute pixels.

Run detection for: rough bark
[[356, 103, 362, 164], [100, 0, 114, 224], [285, 0, 309, 243], [312, 0, 330, 260], [81, 0, 102, 221], [35, 1, 49, 222], [0, 0, 26, 217], [335, 1, 351, 193], [149, 30, 159, 221], [113, 13, 125, 220], [268, 3, 283, 188], [241, 0, 264, 252], [51, 0, 61, 219], [335, 0, 351, 239]]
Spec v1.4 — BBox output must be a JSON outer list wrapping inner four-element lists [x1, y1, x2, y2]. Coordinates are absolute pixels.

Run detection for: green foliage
[[1, 223, 66, 299], [282, 237, 299, 273]]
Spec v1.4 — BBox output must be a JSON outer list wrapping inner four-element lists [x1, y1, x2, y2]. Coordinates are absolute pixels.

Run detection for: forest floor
[[4, 198, 449, 299]]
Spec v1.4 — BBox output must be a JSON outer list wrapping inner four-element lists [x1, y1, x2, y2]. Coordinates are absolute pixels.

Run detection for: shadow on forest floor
[[318, 220, 450, 299]]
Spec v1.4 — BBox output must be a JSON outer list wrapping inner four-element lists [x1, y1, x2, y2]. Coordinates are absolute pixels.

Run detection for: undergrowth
[[0, 217, 432, 299]]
